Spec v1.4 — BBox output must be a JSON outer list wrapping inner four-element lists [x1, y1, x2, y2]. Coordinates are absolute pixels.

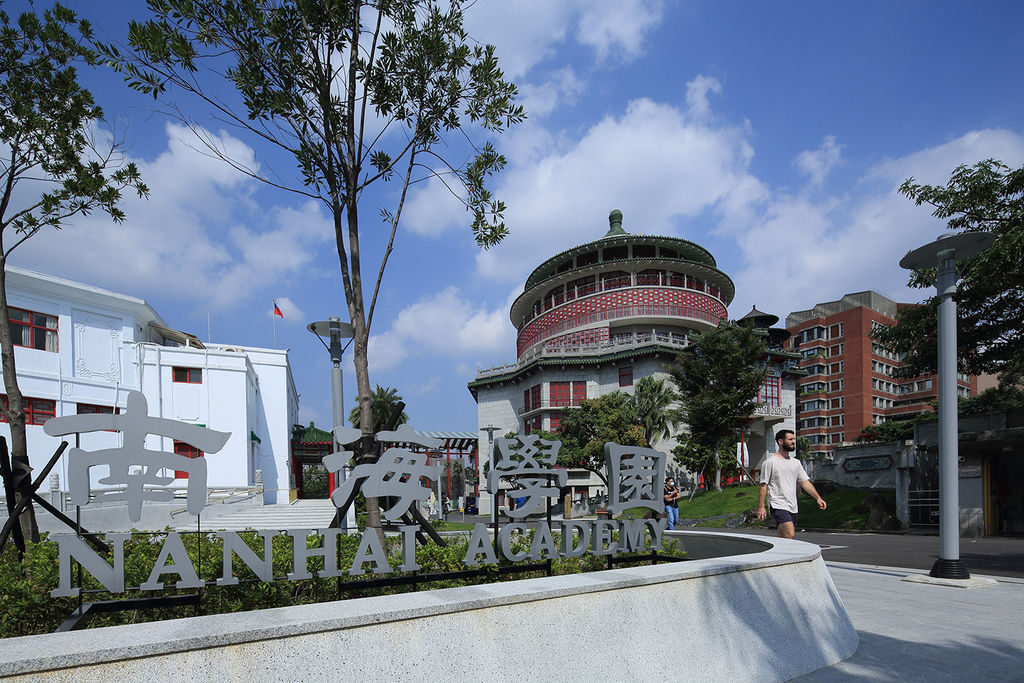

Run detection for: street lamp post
[[481, 425, 500, 524], [308, 316, 355, 531], [900, 231, 993, 579]]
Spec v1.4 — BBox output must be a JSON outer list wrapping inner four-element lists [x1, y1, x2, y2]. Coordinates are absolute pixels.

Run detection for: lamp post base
[[930, 558, 970, 580]]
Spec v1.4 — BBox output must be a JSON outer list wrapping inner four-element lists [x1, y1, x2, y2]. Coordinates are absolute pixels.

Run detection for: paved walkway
[[175, 498, 338, 531], [799, 561, 1024, 681]]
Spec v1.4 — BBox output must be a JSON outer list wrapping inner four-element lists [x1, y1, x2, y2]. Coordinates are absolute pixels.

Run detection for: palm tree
[[349, 385, 409, 432], [630, 376, 679, 445]]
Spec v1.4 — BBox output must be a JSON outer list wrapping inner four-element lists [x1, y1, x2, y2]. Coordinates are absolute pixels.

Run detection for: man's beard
[[782, 442, 796, 452]]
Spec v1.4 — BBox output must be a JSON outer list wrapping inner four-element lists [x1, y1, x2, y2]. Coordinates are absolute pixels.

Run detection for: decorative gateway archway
[[290, 425, 481, 506], [290, 422, 333, 500]]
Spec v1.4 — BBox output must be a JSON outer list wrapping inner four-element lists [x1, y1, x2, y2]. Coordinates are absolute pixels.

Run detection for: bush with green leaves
[[1, 525, 684, 637]]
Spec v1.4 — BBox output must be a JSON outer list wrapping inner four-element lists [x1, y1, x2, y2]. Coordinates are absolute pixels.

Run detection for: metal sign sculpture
[[42, 395, 671, 597], [43, 392, 230, 523]]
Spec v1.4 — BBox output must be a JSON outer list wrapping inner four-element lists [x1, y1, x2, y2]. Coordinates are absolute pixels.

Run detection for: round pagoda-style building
[[510, 208, 734, 362], [469, 210, 798, 504]]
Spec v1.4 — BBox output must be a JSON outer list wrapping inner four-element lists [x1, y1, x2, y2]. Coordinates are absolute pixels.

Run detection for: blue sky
[[7, 1, 1024, 432]]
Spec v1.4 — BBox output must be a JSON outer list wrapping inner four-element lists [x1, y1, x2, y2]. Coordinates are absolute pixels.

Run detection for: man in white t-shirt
[[756, 429, 826, 539]]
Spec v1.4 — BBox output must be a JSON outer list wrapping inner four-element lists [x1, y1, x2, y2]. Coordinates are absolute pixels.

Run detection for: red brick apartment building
[[785, 291, 977, 460]]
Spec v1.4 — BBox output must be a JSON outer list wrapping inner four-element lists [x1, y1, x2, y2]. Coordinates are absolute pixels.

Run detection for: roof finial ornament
[[605, 208, 627, 237]]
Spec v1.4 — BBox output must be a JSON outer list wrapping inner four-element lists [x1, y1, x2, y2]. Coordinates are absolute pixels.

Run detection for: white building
[[1, 266, 297, 507]]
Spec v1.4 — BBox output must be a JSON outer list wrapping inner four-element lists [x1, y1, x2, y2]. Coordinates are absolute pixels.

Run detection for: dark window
[[603, 245, 628, 261], [618, 366, 633, 387], [660, 247, 678, 259], [632, 244, 656, 259], [77, 403, 116, 415], [556, 260, 572, 273], [9, 307, 58, 352], [0, 395, 56, 425], [173, 367, 202, 383], [577, 251, 598, 267], [524, 388, 531, 412], [173, 440, 204, 479], [531, 385, 541, 411]]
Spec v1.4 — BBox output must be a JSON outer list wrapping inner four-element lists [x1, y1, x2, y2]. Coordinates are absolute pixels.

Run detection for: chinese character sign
[[43, 391, 231, 523], [488, 434, 567, 518], [329, 424, 442, 521], [604, 443, 667, 515]]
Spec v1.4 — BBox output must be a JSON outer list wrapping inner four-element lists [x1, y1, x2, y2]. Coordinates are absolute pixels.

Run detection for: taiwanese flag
[[273, 301, 284, 319]]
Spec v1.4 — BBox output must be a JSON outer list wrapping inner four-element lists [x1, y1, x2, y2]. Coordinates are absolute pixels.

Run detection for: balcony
[[522, 272, 726, 327], [476, 331, 689, 379]]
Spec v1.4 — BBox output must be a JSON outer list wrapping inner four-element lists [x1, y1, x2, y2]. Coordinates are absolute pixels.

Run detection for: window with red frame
[[173, 440, 204, 478], [549, 415, 562, 433], [572, 381, 587, 405], [524, 416, 543, 434], [523, 388, 531, 411], [757, 376, 781, 406], [8, 307, 58, 352], [618, 365, 633, 387], [550, 381, 570, 407], [530, 385, 541, 411], [173, 367, 202, 383], [0, 395, 56, 425]]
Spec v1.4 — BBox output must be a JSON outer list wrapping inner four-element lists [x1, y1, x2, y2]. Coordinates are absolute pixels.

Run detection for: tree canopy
[[349, 384, 408, 432], [629, 375, 678, 446], [107, 0, 523, 536], [669, 322, 768, 491], [0, 1, 147, 544], [556, 392, 647, 486], [871, 159, 1024, 385]]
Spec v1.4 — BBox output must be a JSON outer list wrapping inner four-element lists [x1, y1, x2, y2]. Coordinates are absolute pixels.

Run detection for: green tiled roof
[[292, 422, 333, 444]]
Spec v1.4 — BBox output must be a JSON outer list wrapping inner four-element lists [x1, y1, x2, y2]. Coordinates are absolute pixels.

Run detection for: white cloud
[[576, 0, 665, 63], [684, 74, 724, 121], [726, 128, 1024, 321], [9, 122, 334, 311], [367, 286, 516, 372], [518, 67, 586, 118], [470, 79, 755, 282], [465, 0, 664, 79], [794, 135, 844, 186]]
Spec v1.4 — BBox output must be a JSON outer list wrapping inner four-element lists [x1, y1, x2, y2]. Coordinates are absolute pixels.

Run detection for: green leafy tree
[[557, 392, 647, 486], [629, 375, 678, 446], [0, 2, 147, 544], [669, 322, 768, 492], [348, 385, 408, 432], [107, 0, 523, 537], [671, 436, 739, 489], [795, 435, 812, 459], [957, 385, 1024, 415], [855, 419, 918, 444], [871, 159, 1024, 385]]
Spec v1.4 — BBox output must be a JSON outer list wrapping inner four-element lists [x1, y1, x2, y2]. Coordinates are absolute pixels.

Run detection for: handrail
[[477, 332, 690, 378]]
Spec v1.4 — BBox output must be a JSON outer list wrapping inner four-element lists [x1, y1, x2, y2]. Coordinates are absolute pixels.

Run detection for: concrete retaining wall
[[0, 532, 857, 682]]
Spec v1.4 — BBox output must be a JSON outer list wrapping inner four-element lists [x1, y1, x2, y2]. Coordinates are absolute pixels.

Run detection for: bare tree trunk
[[0, 259, 39, 542]]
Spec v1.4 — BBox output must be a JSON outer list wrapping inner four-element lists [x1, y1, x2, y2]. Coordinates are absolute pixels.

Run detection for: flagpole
[[273, 313, 277, 349]]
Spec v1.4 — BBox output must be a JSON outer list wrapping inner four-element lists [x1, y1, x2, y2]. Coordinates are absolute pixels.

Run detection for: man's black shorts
[[771, 509, 798, 527]]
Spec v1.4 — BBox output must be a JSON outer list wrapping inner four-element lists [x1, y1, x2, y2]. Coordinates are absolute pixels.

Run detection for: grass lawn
[[623, 485, 896, 531]]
